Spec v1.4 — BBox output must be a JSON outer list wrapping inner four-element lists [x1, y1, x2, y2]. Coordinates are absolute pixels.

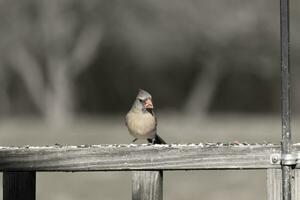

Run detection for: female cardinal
[[126, 89, 166, 144]]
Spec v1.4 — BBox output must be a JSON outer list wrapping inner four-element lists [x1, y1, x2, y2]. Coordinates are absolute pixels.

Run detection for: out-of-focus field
[[0, 113, 299, 200]]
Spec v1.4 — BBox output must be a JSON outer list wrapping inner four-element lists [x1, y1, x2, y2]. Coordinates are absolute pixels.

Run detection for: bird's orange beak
[[144, 99, 153, 109]]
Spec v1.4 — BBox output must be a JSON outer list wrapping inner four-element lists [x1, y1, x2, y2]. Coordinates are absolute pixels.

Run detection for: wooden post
[[293, 169, 300, 200], [3, 172, 36, 200], [267, 169, 282, 200], [267, 169, 300, 200], [132, 171, 163, 200]]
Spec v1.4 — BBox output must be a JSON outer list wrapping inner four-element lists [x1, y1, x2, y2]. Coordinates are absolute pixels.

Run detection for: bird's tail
[[147, 134, 166, 144]]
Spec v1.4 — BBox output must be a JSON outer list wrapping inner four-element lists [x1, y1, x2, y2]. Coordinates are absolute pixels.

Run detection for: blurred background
[[0, 0, 299, 199]]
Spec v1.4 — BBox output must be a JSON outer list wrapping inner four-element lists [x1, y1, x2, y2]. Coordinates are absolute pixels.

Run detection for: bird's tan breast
[[126, 111, 156, 139]]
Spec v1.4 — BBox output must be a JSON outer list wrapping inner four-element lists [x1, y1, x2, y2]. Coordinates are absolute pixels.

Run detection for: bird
[[126, 89, 166, 144]]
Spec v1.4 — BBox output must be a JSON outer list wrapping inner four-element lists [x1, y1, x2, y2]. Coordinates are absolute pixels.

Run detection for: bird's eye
[[139, 99, 143, 102]]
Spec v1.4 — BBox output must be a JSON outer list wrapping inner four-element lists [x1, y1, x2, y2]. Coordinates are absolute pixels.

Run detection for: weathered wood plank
[[267, 169, 282, 200], [0, 143, 285, 171], [3, 172, 36, 200], [132, 171, 163, 200], [293, 169, 300, 200]]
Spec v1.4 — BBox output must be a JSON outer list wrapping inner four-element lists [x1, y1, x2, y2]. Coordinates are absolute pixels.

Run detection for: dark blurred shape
[[211, 71, 278, 113]]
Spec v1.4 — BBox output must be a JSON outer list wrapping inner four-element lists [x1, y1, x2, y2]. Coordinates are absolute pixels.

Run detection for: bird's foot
[[152, 138, 156, 144], [132, 138, 138, 143], [147, 138, 156, 144]]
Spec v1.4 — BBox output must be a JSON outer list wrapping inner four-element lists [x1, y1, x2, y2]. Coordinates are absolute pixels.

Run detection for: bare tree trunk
[[3, 0, 103, 128], [184, 58, 221, 116], [7, 44, 74, 127], [38, 0, 102, 127], [45, 62, 74, 127], [7, 45, 46, 113], [38, 0, 80, 127]]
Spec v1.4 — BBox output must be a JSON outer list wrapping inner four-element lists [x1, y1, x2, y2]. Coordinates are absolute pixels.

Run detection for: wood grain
[[293, 169, 300, 200], [132, 171, 162, 200], [267, 169, 282, 200], [0, 143, 294, 171]]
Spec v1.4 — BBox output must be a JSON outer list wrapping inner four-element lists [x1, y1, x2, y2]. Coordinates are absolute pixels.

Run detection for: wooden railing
[[0, 143, 285, 171], [1, 143, 300, 200]]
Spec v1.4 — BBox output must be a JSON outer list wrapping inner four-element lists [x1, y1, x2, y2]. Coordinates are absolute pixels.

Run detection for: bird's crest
[[137, 89, 152, 100]]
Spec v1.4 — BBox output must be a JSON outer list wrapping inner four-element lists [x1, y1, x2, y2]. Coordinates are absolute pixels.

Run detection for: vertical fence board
[[132, 171, 163, 200], [267, 169, 282, 200], [3, 172, 36, 200], [293, 169, 300, 200]]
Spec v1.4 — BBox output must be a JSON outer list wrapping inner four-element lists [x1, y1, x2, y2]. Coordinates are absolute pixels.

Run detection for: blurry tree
[[110, 0, 279, 115], [0, 0, 102, 126], [0, 0, 297, 117], [185, 26, 279, 114]]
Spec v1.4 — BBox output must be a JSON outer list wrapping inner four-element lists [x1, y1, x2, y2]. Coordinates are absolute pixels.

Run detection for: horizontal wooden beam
[[0, 143, 298, 171]]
